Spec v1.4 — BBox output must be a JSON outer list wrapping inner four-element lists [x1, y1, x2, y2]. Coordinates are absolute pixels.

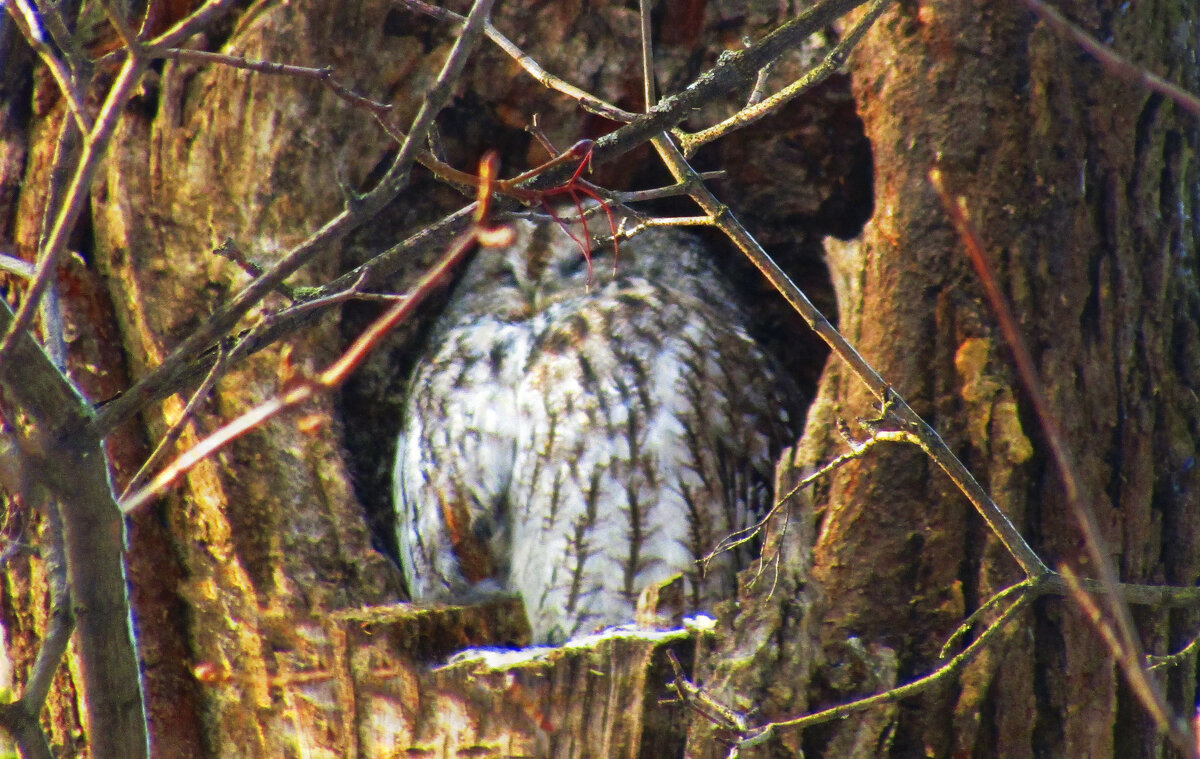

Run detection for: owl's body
[[394, 215, 798, 643]]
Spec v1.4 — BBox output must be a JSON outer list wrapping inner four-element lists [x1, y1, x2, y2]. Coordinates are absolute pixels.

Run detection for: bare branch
[[706, 430, 906, 562], [676, 0, 893, 157], [143, 0, 240, 51], [395, 0, 639, 122], [745, 61, 774, 107], [161, 48, 396, 121], [0, 299, 149, 758], [569, 0, 871, 180], [0, 253, 34, 278], [1148, 633, 1200, 671], [1060, 565, 1181, 742], [939, 579, 1034, 659], [119, 209, 504, 514], [118, 343, 231, 501], [97, 0, 142, 55], [0, 53, 149, 373], [647, 133, 1048, 577], [637, 0, 655, 111], [6, 0, 91, 133], [738, 583, 1034, 746], [91, 0, 498, 437], [31, 0, 89, 74], [0, 498, 71, 759], [86, 0, 874, 439], [19, 500, 73, 715]]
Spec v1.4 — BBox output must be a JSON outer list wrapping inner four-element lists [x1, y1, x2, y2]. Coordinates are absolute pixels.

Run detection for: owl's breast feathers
[[394, 217, 801, 642]]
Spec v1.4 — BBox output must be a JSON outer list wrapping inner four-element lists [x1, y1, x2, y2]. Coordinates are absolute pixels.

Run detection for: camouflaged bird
[[394, 213, 800, 643]]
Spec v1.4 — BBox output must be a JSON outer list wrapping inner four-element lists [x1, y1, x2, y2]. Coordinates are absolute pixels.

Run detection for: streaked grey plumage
[[394, 214, 798, 643]]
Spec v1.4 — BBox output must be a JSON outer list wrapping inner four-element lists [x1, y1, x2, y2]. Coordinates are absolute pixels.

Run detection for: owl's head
[[450, 212, 607, 318], [447, 210, 715, 322]]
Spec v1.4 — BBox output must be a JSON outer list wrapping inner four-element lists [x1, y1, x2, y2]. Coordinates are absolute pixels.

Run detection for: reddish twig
[[118, 154, 511, 515], [646, 134, 1048, 578], [504, 139, 619, 280], [930, 168, 1195, 753], [89, 0, 498, 438], [1018, 0, 1200, 121], [118, 343, 231, 501]]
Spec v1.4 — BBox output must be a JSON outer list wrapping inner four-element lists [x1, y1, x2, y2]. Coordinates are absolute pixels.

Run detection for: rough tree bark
[[0, 0, 1196, 757], [803, 0, 1199, 756]]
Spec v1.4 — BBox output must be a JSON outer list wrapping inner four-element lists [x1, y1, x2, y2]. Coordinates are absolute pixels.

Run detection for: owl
[[393, 212, 800, 643]]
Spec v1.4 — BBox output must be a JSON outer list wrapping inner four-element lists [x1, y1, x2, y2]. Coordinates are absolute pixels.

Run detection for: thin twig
[[650, 133, 1048, 578], [939, 578, 1034, 659], [0, 496, 72, 759], [1018, 0, 1200, 120], [32, 0, 90, 75], [931, 168, 1194, 752], [395, 0, 639, 123], [0, 298, 150, 758], [89, 0, 873, 437], [90, 0, 498, 437], [746, 61, 774, 107], [676, 0, 893, 157], [143, 0, 240, 51], [119, 343, 231, 501], [1060, 564, 1181, 741], [638, 0, 656, 111], [19, 499, 74, 714], [119, 154, 508, 514], [98, 0, 142, 56], [607, 172, 727, 203], [161, 48, 396, 120], [280, 271, 404, 318], [707, 431, 903, 561], [424, 0, 874, 195], [665, 651, 750, 734], [6, 0, 91, 133], [0, 253, 35, 277], [117, 228, 481, 514], [1147, 634, 1200, 671], [738, 583, 1035, 747], [32, 118, 81, 372], [0, 52, 148, 371]]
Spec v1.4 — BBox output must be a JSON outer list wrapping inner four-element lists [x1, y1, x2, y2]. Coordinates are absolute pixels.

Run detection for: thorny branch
[[631, 0, 1199, 751], [0, 0, 245, 371], [0, 0, 494, 752], [162, 48, 396, 119], [734, 581, 1035, 752]]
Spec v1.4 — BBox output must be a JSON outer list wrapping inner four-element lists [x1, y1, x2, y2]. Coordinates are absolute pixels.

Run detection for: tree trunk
[[0, 0, 1196, 757], [783, 0, 1199, 756]]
